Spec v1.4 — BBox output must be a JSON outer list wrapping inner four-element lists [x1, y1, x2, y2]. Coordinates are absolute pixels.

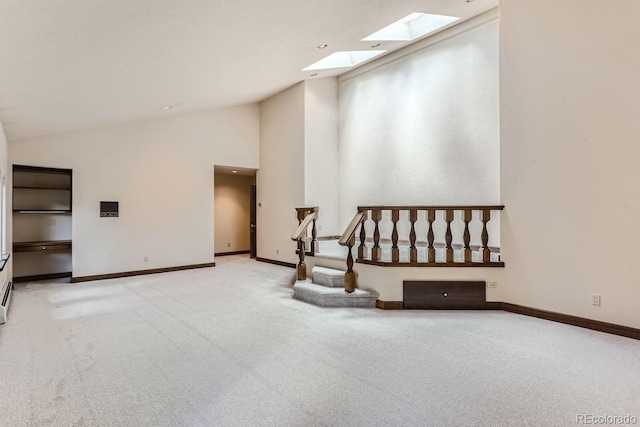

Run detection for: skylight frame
[[302, 50, 387, 71], [362, 12, 460, 42]]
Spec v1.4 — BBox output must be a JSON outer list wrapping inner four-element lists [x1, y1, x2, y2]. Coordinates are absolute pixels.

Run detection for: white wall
[[257, 83, 305, 264], [500, 0, 640, 328], [338, 17, 500, 228], [214, 173, 254, 254], [9, 105, 259, 277], [304, 78, 340, 236]]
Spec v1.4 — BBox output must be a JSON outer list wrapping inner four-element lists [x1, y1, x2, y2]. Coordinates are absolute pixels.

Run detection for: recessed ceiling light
[[232, 170, 238, 173], [317, 44, 328, 49], [302, 50, 387, 71], [161, 105, 173, 110], [362, 12, 460, 42]]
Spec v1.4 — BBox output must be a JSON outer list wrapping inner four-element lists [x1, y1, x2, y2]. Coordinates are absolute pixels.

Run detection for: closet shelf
[[13, 186, 71, 191], [13, 240, 72, 253], [13, 209, 71, 214]]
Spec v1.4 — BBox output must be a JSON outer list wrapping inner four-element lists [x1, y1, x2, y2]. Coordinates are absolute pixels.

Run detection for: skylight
[[362, 13, 460, 41], [302, 50, 387, 71]]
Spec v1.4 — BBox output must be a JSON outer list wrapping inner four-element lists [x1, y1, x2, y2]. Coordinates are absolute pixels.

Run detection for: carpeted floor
[[0, 254, 638, 426]]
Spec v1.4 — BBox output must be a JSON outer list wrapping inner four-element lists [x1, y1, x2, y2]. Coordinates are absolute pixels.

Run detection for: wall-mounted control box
[[100, 201, 119, 217]]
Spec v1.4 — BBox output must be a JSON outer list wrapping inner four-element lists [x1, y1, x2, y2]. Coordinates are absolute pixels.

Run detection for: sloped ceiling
[[0, 0, 498, 141]]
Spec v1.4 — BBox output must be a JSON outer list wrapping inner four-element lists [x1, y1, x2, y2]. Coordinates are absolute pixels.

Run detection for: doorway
[[213, 166, 257, 257], [250, 185, 257, 258]]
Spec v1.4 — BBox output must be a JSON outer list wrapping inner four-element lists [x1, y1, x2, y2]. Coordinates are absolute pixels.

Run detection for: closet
[[12, 165, 72, 282]]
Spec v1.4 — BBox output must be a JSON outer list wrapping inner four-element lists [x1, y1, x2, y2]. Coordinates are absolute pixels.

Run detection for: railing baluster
[[372, 209, 382, 261], [409, 209, 417, 263], [310, 217, 317, 254], [345, 235, 356, 293], [336, 205, 503, 268], [445, 209, 454, 263], [295, 209, 306, 277], [427, 209, 436, 263], [391, 209, 400, 263], [482, 209, 491, 263], [358, 210, 368, 260], [463, 209, 472, 263]]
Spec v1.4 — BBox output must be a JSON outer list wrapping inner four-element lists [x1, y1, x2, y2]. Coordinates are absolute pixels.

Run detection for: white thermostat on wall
[[100, 201, 119, 217]]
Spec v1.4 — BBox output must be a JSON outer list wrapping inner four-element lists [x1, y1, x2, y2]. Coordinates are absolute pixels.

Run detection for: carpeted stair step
[[293, 280, 379, 308], [311, 266, 346, 288]]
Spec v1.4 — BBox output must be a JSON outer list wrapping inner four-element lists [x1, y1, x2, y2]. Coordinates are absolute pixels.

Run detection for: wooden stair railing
[[338, 211, 366, 293], [291, 207, 319, 280], [295, 207, 319, 254], [354, 205, 505, 267]]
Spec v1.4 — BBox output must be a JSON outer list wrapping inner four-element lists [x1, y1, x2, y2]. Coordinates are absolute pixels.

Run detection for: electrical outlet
[[487, 281, 497, 289], [591, 294, 601, 306], [227, 243, 231, 248], [144, 256, 149, 262], [276, 249, 279, 255], [318, 224, 322, 231], [47, 218, 56, 226]]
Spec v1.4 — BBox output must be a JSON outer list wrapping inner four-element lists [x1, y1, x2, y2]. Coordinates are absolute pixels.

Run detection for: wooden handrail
[[358, 205, 504, 211], [295, 206, 319, 214], [338, 211, 365, 246], [291, 211, 316, 241], [292, 208, 318, 281]]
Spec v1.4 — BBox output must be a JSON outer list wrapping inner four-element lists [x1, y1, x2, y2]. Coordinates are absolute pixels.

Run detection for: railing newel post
[[297, 239, 306, 280], [338, 211, 365, 292], [344, 234, 356, 293]]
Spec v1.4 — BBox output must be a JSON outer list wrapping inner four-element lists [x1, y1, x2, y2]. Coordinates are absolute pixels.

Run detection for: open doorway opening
[[213, 166, 257, 258]]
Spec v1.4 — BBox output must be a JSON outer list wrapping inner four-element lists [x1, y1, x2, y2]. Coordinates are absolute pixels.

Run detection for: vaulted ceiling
[[0, 0, 498, 141]]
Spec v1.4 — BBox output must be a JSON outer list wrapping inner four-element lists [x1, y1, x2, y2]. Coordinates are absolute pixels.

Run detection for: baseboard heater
[[1, 280, 12, 324], [403, 280, 486, 309]]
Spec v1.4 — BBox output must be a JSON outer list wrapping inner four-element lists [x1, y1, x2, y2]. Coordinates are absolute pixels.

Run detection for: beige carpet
[[0, 254, 638, 426]]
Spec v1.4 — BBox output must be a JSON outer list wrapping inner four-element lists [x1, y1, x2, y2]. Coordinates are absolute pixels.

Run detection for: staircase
[[293, 266, 379, 308]]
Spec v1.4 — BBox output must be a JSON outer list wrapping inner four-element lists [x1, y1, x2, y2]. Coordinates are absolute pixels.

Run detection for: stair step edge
[[295, 281, 379, 298], [311, 266, 346, 276], [310, 266, 346, 288]]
